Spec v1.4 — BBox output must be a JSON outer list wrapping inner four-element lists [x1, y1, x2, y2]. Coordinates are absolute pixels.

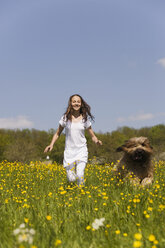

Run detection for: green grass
[[0, 160, 165, 248]]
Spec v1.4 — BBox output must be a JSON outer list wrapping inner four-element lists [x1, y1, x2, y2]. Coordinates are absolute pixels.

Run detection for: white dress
[[59, 115, 91, 167]]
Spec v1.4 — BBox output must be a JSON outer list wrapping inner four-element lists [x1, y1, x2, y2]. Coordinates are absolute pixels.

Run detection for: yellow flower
[[48, 192, 52, 197], [115, 230, 120, 234], [148, 234, 156, 242], [86, 225, 91, 230], [133, 241, 142, 248], [24, 218, 29, 223], [46, 215, 52, 221], [123, 233, 128, 237], [55, 239, 62, 246], [134, 233, 142, 240], [60, 191, 67, 195]]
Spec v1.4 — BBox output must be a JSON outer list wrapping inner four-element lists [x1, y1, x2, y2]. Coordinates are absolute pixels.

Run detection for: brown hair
[[64, 94, 94, 122]]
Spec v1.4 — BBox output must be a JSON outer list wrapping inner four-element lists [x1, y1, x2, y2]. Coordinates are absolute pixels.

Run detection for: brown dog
[[113, 137, 154, 186]]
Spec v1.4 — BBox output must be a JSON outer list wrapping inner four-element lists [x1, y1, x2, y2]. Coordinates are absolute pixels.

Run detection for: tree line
[[0, 124, 165, 164]]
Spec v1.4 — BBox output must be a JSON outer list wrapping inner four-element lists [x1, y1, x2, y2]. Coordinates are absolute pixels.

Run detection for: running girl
[[44, 94, 102, 186]]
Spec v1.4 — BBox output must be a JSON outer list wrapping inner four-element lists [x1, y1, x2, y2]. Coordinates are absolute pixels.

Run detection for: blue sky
[[0, 0, 165, 133]]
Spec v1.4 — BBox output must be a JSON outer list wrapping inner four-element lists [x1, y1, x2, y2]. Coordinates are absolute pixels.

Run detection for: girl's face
[[71, 95, 82, 112]]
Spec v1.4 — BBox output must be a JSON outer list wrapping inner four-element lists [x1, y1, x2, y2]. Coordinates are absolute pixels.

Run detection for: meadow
[[0, 160, 165, 248]]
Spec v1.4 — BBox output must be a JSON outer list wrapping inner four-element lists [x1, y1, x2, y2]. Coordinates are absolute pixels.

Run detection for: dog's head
[[116, 137, 153, 162]]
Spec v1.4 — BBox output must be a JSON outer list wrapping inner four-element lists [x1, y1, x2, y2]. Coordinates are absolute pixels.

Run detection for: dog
[[113, 137, 154, 186]]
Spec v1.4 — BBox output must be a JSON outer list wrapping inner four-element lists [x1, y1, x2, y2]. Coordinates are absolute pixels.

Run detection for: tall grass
[[0, 160, 164, 248]]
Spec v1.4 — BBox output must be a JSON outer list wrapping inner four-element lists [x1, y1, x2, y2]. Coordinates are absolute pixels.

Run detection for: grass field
[[0, 160, 165, 248]]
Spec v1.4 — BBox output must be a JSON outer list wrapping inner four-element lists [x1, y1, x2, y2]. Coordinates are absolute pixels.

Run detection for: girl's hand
[[44, 145, 53, 153], [92, 137, 102, 145], [96, 139, 102, 145]]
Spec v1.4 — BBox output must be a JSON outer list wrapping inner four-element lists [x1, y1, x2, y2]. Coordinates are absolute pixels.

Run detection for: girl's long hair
[[64, 94, 94, 122]]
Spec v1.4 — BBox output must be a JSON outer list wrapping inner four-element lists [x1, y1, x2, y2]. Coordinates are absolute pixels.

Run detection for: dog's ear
[[116, 146, 124, 152], [144, 138, 153, 150]]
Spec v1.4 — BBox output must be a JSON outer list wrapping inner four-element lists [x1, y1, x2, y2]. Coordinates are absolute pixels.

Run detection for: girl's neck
[[72, 111, 81, 118]]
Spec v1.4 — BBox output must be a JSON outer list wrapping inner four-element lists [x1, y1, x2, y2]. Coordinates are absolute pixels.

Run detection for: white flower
[[28, 236, 33, 244], [18, 234, 28, 243], [13, 228, 20, 235], [19, 223, 25, 229], [92, 218, 105, 230], [46, 155, 50, 160], [29, 228, 35, 235], [13, 222, 36, 245]]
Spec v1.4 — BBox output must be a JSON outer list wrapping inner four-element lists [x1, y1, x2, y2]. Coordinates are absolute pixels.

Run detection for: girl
[[44, 94, 102, 186]]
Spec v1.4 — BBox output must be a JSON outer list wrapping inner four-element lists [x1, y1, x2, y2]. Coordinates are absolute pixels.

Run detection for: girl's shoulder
[[59, 115, 67, 127], [83, 117, 92, 129]]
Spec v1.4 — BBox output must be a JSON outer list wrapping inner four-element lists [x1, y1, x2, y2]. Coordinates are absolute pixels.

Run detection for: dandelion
[[46, 215, 52, 221], [154, 240, 159, 245], [55, 239, 62, 246], [24, 218, 29, 223], [148, 234, 156, 242], [60, 191, 67, 195], [134, 233, 142, 240], [133, 240, 142, 247], [92, 218, 105, 230], [48, 192, 52, 197], [115, 230, 120, 235], [86, 225, 91, 230], [106, 224, 111, 228]]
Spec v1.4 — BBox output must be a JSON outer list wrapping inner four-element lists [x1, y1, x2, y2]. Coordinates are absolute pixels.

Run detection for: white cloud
[[129, 113, 154, 121], [116, 117, 126, 123], [117, 113, 154, 123], [159, 112, 165, 117], [0, 116, 34, 129], [156, 57, 165, 68]]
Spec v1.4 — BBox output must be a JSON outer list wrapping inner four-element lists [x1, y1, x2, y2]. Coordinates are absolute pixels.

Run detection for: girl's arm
[[44, 125, 64, 153], [87, 127, 102, 145]]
